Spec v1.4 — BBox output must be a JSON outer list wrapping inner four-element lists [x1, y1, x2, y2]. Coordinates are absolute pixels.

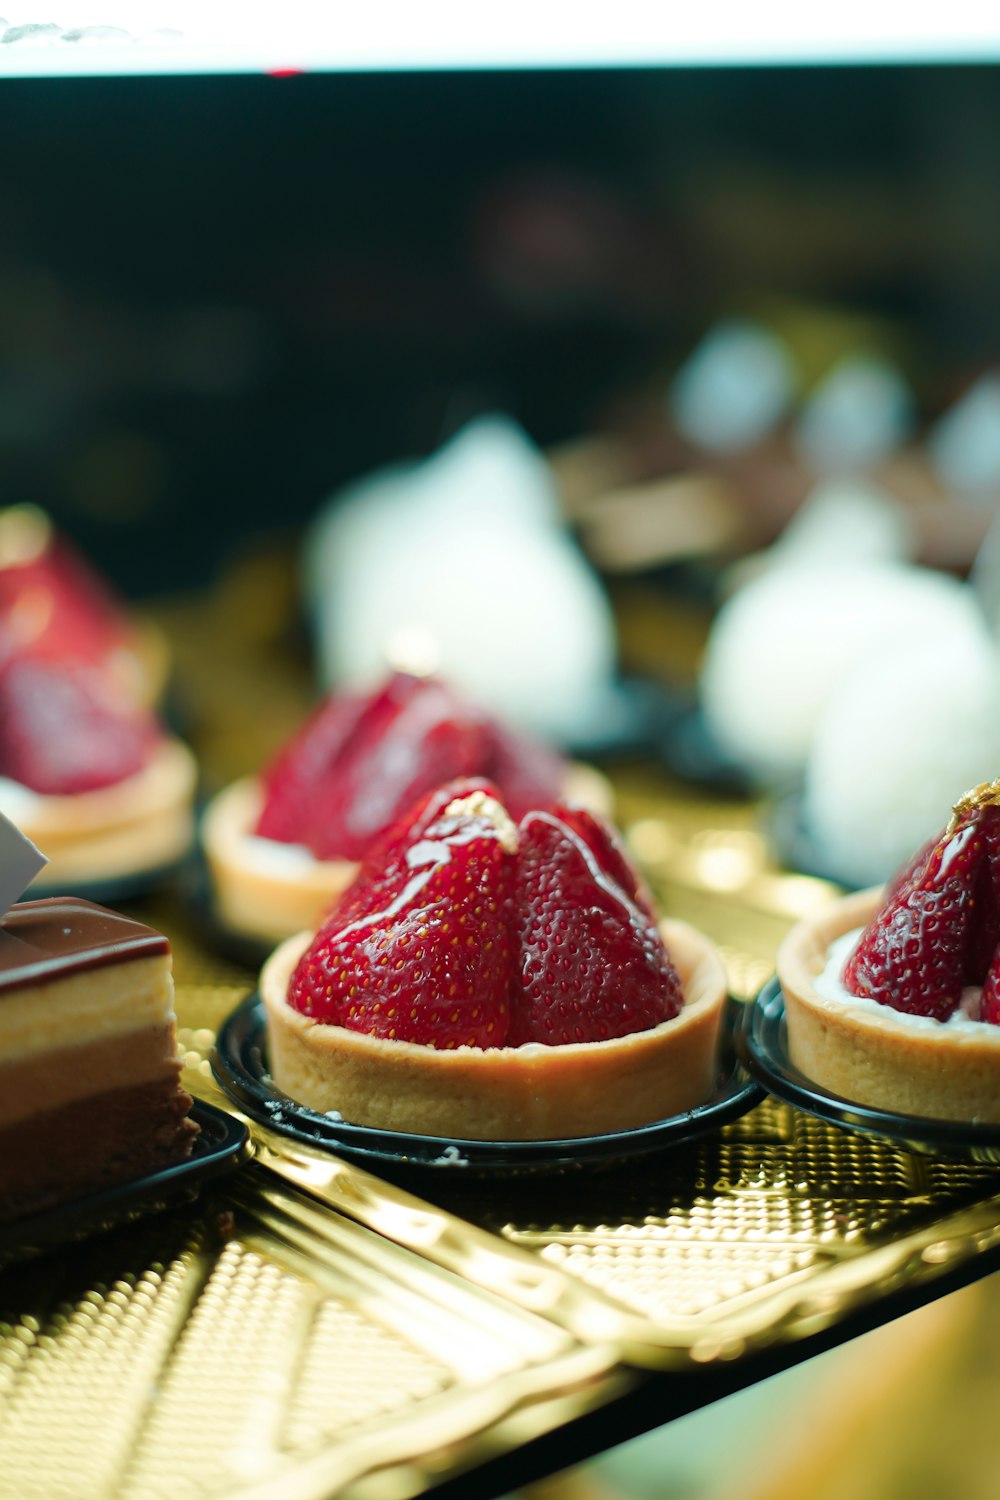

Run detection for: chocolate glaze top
[[0, 898, 170, 992]]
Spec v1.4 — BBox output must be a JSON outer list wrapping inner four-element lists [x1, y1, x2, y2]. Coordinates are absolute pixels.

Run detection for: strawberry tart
[[0, 509, 196, 889], [261, 779, 728, 1140], [778, 781, 1000, 1122], [0, 503, 169, 707], [202, 670, 610, 946], [0, 656, 197, 890]]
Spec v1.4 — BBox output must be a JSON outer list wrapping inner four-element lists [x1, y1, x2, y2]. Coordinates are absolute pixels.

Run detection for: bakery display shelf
[[167, 788, 1000, 1386], [7, 772, 1000, 1497], [0, 1022, 622, 1500]]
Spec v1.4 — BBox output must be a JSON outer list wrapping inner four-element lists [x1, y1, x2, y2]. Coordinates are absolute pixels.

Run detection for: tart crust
[[203, 761, 614, 946], [778, 888, 1000, 1123], [261, 918, 728, 1140], [202, 778, 357, 943], [6, 738, 197, 887]]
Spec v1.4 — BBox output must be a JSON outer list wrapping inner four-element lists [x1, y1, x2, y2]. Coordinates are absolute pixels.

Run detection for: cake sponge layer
[[0, 956, 174, 1062], [0, 1024, 181, 1129]]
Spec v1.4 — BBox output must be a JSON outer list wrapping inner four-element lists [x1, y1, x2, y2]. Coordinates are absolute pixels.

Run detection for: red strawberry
[[255, 688, 368, 845], [254, 671, 573, 861], [844, 818, 987, 1020], [874, 803, 1000, 990], [328, 776, 502, 929], [507, 807, 683, 1046], [255, 673, 492, 860], [484, 717, 564, 822], [287, 780, 515, 1049], [312, 675, 489, 860], [968, 796, 1000, 1016], [0, 655, 160, 795], [965, 822, 1000, 985], [550, 804, 659, 924], [0, 511, 136, 673], [981, 946, 1000, 1024]]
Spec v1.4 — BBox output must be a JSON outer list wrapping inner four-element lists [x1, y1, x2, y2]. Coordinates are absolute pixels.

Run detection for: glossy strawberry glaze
[[255, 672, 565, 862], [0, 655, 161, 796], [507, 809, 681, 1044], [844, 790, 1000, 1026], [287, 780, 682, 1050], [0, 515, 136, 672]]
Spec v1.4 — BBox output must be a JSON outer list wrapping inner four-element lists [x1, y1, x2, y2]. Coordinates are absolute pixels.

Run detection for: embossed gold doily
[[4, 576, 1000, 1499]]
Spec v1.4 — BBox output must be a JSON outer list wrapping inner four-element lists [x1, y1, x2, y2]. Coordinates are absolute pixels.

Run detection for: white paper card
[[0, 811, 47, 918]]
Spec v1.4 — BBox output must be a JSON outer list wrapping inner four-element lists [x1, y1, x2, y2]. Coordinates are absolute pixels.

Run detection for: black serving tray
[[212, 994, 764, 1177], [739, 976, 1000, 1165], [0, 1099, 249, 1269]]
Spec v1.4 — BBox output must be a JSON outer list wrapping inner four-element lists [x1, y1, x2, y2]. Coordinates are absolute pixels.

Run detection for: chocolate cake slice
[[0, 897, 198, 1223]]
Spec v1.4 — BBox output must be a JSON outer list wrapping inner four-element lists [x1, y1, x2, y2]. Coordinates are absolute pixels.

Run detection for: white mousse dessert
[[303, 415, 619, 746]]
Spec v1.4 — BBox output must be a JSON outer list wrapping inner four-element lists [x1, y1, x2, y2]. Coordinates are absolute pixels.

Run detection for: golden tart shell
[[202, 778, 357, 944], [6, 737, 197, 888], [203, 761, 614, 947], [778, 887, 1000, 1123], [261, 917, 728, 1141]]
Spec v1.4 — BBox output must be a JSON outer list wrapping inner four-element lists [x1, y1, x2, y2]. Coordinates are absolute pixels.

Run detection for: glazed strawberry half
[[0, 506, 137, 674], [287, 778, 683, 1049], [0, 653, 162, 796], [507, 808, 675, 1044], [843, 780, 1000, 1023], [254, 671, 565, 861]]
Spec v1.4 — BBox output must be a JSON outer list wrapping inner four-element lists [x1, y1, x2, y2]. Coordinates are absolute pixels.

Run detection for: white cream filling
[[236, 831, 329, 876], [815, 927, 993, 1033]]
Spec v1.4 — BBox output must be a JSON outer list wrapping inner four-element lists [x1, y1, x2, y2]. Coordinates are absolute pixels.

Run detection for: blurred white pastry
[[800, 505, 1000, 885], [303, 415, 618, 745], [794, 354, 915, 474], [802, 614, 1000, 887], [668, 320, 796, 453], [928, 372, 1000, 501], [700, 559, 979, 784], [766, 475, 917, 571]]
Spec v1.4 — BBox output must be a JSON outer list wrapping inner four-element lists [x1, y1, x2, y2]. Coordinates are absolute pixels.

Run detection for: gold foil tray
[[425, 1095, 1000, 1364], [214, 1069, 1000, 1373], [0, 1128, 618, 1500], [164, 884, 1000, 1379], [5, 776, 1000, 1497], [0, 908, 622, 1500]]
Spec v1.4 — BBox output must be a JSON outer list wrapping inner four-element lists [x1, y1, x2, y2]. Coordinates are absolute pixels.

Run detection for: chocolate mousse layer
[[0, 897, 169, 990], [0, 1076, 197, 1224]]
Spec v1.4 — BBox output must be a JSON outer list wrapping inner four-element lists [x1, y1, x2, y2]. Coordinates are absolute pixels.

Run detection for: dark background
[[1, 65, 998, 594]]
